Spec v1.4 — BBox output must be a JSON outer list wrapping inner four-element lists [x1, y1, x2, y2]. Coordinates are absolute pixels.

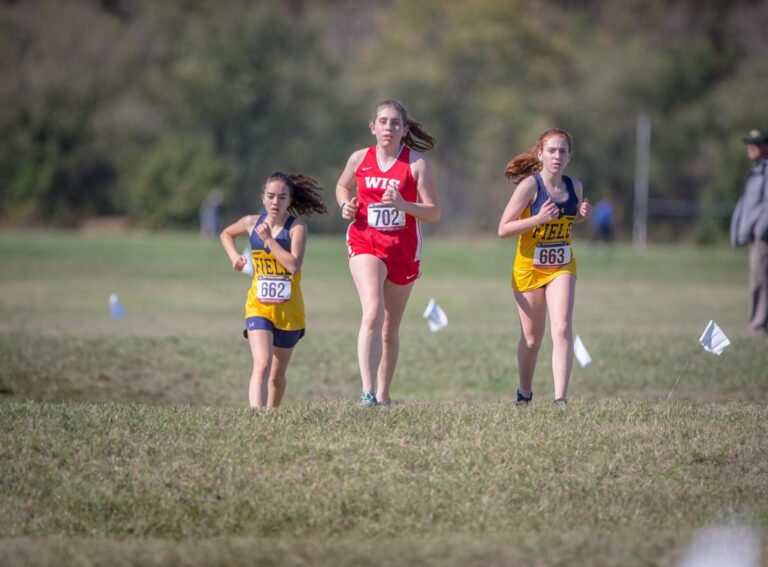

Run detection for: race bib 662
[[257, 276, 291, 303]]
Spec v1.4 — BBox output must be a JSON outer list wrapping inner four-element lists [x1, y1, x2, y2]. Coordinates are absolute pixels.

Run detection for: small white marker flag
[[699, 320, 730, 356], [423, 298, 448, 332], [573, 335, 592, 368], [241, 246, 254, 277]]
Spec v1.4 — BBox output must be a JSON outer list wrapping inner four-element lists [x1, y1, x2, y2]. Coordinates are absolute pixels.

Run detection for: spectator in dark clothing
[[730, 128, 768, 335]]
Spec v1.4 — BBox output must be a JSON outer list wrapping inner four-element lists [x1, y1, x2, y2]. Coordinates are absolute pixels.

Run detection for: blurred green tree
[[130, 134, 234, 229], [1, 0, 766, 239]]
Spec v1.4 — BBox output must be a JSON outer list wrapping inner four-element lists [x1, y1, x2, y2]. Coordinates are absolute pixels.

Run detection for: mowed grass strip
[[2, 400, 766, 561], [0, 233, 768, 407], [2, 329, 766, 406], [0, 232, 766, 405]]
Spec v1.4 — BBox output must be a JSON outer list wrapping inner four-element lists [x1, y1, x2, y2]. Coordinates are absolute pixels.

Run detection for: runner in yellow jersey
[[512, 171, 579, 292], [220, 172, 327, 409], [244, 212, 305, 333], [498, 129, 592, 406]]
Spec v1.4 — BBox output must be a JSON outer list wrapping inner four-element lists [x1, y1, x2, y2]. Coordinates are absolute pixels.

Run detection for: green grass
[[1, 231, 766, 566]]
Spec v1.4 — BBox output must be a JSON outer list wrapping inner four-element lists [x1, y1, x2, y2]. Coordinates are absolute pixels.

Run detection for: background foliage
[[1, 0, 767, 237]]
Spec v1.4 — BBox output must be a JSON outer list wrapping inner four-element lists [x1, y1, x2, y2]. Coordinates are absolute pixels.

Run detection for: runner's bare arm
[[336, 149, 366, 220], [382, 151, 440, 223], [220, 215, 258, 270], [572, 179, 592, 224], [498, 177, 558, 238], [255, 220, 307, 275]]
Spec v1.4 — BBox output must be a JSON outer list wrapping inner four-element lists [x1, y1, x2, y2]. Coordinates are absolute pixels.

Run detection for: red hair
[[504, 129, 573, 183]]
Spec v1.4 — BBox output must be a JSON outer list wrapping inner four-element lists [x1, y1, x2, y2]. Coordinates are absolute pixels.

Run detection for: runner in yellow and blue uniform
[[512, 172, 579, 293], [498, 129, 592, 406], [244, 213, 306, 342], [220, 172, 327, 409]]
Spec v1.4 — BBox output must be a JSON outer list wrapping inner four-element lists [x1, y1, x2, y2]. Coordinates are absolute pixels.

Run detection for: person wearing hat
[[730, 128, 768, 335]]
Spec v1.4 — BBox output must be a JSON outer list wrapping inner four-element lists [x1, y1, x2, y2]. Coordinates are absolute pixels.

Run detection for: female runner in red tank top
[[335, 100, 441, 407]]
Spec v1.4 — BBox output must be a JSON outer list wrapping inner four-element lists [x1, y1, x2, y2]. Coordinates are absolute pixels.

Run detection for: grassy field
[[1, 230, 766, 566]]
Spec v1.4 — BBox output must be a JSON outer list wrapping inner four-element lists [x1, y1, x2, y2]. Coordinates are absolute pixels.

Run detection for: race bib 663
[[533, 243, 571, 268]]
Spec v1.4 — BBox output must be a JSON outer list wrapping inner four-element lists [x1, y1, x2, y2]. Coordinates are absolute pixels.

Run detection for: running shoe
[[554, 397, 568, 406], [515, 389, 533, 406], [359, 391, 377, 407]]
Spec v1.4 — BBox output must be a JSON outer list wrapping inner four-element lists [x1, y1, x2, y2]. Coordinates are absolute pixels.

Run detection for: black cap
[[743, 128, 768, 144]]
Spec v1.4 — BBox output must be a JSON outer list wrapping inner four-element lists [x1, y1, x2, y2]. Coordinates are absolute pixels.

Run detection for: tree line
[[1, 0, 765, 240]]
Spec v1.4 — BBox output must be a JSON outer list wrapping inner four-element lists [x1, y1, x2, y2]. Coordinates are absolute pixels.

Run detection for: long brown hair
[[504, 129, 573, 184], [266, 172, 328, 216], [373, 99, 437, 152]]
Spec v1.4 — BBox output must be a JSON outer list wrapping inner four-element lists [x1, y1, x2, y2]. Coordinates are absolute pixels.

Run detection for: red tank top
[[351, 145, 421, 262]]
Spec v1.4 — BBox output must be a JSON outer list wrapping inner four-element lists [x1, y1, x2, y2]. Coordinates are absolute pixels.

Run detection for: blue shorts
[[243, 317, 305, 348]]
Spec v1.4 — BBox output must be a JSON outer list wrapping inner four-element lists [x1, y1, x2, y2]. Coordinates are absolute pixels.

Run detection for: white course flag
[[241, 246, 254, 277], [423, 298, 448, 332], [699, 320, 731, 356], [573, 335, 592, 368]]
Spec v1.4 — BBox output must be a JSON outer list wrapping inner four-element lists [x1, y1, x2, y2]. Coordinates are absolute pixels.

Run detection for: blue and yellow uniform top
[[513, 173, 579, 292], [245, 214, 305, 330]]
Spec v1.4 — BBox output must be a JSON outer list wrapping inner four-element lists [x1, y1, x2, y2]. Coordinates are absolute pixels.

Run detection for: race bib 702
[[367, 203, 406, 231]]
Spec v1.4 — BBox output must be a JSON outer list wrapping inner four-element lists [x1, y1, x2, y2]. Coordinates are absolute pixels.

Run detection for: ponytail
[[266, 171, 328, 216], [504, 128, 573, 184], [374, 99, 437, 152], [403, 118, 437, 152], [504, 146, 541, 184]]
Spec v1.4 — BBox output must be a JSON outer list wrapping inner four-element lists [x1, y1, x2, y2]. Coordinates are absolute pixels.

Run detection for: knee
[[251, 358, 270, 377], [269, 373, 286, 389], [519, 334, 543, 352], [360, 304, 385, 331], [550, 320, 573, 342], [382, 325, 400, 346]]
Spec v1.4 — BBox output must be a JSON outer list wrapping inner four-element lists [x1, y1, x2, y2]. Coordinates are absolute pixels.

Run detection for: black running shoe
[[516, 389, 533, 405], [553, 397, 568, 406]]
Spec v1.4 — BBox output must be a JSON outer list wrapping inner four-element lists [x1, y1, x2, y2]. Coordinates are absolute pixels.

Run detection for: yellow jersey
[[513, 173, 579, 292], [245, 215, 305, 330]]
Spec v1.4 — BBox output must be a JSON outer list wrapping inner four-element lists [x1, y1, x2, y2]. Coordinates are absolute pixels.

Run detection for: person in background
[[200, 190, 223, 237], [220, 172, 327, 408], [591, 193, 615, 243], [335, 99, 441, 407], [498, 129, 592, 406], [730, 128, 768, 336]]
